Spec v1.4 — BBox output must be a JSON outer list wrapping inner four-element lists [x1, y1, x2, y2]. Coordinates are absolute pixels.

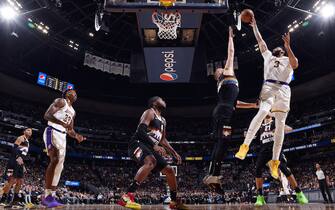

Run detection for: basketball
[[241, 9, 254, 23]]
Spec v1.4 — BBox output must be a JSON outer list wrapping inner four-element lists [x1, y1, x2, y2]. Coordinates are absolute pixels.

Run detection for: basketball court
[[3, 203, 335, 210]]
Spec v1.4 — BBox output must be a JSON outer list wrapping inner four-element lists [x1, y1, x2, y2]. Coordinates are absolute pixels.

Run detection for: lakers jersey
[[48, 99, 75, 132]]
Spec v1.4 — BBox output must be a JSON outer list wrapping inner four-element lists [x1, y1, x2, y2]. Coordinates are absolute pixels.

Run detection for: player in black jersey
[[203, 27, 258, 191], [0, 128, 32, 208], [254, 115, 308, 206], [118, 96, 187, 210]]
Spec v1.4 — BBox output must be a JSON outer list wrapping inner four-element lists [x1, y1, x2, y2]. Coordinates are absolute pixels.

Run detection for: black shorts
[[5, 160, 24, 179], [255, 151, 292, 178], [128, 141, 168, 173]]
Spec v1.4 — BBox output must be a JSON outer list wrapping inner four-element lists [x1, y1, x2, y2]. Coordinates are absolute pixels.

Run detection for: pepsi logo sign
[[160, 73, 178, 81], [160, 50, 178, 81]]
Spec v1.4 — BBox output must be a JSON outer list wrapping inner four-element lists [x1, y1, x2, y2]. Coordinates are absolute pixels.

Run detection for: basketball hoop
[[152, 11, 181, 40]]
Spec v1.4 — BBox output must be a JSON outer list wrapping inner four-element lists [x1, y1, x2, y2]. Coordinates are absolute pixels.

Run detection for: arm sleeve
[[261, 50, 272, 61], [136, 123, 158, 147]]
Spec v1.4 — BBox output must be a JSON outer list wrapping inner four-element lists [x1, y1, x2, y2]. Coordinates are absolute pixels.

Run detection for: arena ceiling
[[0, 0, 334, 105]]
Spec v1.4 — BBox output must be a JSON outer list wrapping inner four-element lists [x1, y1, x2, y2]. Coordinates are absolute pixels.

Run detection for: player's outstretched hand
[[154, 145, 166, 157], [249, 16, 256, 28], [76, 134, 86, 143], [282, 32, 291, 49], [174, 153, 182, 165]]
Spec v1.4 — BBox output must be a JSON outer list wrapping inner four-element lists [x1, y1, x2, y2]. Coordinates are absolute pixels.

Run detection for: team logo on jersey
[[160, 73, 178, 81]]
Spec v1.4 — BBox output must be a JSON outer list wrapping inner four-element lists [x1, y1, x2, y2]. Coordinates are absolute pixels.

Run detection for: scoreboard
[[37, 72, 74, 92]]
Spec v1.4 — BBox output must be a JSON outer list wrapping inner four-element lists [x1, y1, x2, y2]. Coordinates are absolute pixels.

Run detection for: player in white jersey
[[41, 89, 86, 208], [235, 15, 299, 179]]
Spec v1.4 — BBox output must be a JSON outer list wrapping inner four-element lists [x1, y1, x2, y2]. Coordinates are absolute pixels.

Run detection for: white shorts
[[43, 126, 67, 157], [260, 83, 291, 112]]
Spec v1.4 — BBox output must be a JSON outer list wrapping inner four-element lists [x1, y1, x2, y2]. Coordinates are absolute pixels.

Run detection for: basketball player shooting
[[0, 128, 32, 208], [118, 96, 188, 210], [42, 89, 86, 208], [235, 14, 299, 179]]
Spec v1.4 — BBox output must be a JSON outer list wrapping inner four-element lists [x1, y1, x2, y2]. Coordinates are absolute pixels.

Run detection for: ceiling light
[[89, 32, 94, 37], [0, 6, 17, 20], [320, 3, 335, 19]]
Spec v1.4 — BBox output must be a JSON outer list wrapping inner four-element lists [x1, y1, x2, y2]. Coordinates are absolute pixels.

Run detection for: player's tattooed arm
[[236, 100, 259, 109], [44, 98, 70, 128], [250, 17, 268, 53], [14, 135, 25, 146], [224, 26, 235, 71], [160, 130, 182, 164], [160, 139, 182, 164], [282, 32, 299, 69], [67, 115, 86, 143]]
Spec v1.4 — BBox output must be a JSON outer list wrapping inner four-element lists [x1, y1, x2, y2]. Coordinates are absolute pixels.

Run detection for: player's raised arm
[[250, 17, 268, 54], [44, 98, 69, 128], [67, 115, 86, 143], [224, 26, 235, 71], [282, 33, 299, 69]]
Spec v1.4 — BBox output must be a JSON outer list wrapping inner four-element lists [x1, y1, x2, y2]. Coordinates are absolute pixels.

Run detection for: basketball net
[[152, 11, 181, 40]]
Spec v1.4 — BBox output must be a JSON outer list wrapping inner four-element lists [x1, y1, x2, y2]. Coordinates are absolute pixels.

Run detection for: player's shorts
[[128, 140, 168, 173], [255, 150, 292, 178], [43, 126, 67, 157], [260, 82, 291, 112], [5, 160, 24, 179]]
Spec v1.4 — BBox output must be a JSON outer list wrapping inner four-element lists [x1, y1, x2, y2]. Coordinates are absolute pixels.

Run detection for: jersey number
[[274, 61, 280, 68], [63, 114, 72, 124]]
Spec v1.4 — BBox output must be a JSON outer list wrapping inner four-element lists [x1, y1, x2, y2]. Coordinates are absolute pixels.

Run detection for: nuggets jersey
[[48, 99, 75, 132], [11, 136, 29, 160], [259, 120, 275, 152], [262, 50, 293, 84], [146, 109, 166, 145]]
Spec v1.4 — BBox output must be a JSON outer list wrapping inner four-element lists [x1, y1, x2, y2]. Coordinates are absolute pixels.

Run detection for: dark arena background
[[0, 0, 335, 209]]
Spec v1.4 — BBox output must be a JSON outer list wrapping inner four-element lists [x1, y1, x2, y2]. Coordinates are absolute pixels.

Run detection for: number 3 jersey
[[262, 50, 293, 84], [48, 99, 75, 133]]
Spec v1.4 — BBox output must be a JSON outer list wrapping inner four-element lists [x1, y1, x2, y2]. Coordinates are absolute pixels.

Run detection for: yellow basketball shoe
[[235, 144, 249, 160], [268, 160, 281, 179]]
